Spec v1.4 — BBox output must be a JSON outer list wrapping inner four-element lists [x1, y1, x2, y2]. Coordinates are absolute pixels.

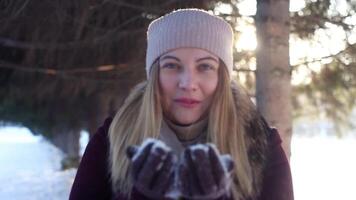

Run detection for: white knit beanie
[[146, 8, 234, 78]]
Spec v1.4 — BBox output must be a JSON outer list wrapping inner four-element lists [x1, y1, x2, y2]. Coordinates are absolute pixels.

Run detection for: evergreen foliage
[[0, 0, 355, 139]]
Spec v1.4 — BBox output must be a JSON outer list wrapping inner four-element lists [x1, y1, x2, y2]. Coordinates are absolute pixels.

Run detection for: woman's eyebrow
[[196, 56, 219, 63], [160, 55, 180, 62]]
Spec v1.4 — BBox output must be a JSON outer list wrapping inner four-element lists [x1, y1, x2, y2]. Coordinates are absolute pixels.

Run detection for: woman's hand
[[126, 139, 177, 199], [178, 144, 234, 200]]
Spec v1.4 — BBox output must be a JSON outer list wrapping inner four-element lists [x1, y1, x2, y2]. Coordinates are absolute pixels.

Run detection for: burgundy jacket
[[69, 118, 294, 200]]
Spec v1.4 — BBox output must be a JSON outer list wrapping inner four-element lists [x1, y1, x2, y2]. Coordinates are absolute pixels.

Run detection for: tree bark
[[87, 90, 126, 138], [255, 0, 292, 160], [50, 128, 81, 169]]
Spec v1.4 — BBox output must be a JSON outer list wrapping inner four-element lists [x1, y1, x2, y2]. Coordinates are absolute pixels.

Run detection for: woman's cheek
[[159, 76, 177, 111], [200, 74, 218, 95]]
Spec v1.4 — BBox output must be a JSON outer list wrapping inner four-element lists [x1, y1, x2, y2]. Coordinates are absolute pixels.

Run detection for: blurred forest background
[[1, 0, 356, 168]]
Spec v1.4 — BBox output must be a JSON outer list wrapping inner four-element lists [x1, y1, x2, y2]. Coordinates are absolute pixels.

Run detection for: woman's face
[[159, 48, 219, 125]]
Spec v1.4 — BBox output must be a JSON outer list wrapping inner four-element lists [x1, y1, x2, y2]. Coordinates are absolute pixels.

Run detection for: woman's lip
[[174, 98, 201, 104], [174, 98, 201, 108]]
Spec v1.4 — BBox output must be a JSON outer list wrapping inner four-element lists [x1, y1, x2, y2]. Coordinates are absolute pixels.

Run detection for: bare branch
[[235, 68, 255, 73], [291, 54, 335, 68], [0, 28, 145, 50], [104, 0, 180, 15], [0, 60, 127, 75]]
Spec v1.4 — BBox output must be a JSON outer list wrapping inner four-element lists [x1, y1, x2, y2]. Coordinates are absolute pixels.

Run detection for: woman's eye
[[162, 63, 179, 69], [198, 63, 214, 71]]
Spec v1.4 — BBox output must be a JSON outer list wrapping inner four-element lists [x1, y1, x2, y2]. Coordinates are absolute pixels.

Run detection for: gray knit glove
[[178, 144, 234, 200], [126, 138, 177, 199]]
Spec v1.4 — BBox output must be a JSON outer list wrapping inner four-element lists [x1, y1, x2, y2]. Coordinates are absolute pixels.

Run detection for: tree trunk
[[255, 0, 292, 160], [87, 91, 125, 138], [50, 128, 81, 169]]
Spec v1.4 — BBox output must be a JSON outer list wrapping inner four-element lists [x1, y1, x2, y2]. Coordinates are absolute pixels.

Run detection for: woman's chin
[[171, 116, 200, 126]]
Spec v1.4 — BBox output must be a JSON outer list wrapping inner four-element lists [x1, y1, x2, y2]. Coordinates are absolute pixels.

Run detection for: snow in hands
[[126, 138, 235, 200], [126, 138, 177, 199], [178, 143, 234, 200]]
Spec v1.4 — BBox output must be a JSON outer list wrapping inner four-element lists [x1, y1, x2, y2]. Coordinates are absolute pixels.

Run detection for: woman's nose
[[178, 70, 198, 91]]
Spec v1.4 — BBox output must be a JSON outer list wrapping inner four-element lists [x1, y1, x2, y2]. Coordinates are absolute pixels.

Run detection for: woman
[[69, 9, 294, 200]]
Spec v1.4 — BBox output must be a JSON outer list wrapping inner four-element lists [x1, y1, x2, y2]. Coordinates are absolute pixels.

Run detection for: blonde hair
[[109, 60, 255, 198], [208, 63, 254, 198]]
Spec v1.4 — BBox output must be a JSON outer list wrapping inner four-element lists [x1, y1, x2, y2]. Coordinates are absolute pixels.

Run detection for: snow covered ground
[[0, 127, 77, 200], [291, 135, 356, 200], [0, 125, 355, 200]]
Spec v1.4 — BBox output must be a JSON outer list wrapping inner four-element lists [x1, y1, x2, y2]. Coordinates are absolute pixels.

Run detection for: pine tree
[[255, 0, 292, 158]]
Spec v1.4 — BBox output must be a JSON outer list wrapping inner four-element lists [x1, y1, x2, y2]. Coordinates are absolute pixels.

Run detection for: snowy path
[[0, 126, 356, 200], [0, 127, 76, 200], [291, 135, 356, 200]]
